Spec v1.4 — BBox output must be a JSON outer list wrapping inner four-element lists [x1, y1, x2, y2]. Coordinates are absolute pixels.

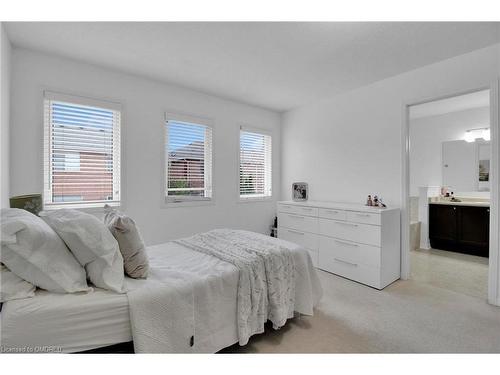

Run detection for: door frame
[[401, 80, 500, 306]]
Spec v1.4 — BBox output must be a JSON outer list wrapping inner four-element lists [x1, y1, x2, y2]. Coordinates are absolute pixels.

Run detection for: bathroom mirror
[[442, 140, 491, 192], [478, 142, 491, 191]]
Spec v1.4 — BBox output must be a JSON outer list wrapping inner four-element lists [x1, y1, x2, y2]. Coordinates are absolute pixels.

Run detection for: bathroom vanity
[[427, 138, 491, 258], [429, 200, 490, 257]]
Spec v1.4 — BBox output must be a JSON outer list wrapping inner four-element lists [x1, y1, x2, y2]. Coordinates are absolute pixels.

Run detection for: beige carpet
[[410, 248, 488, 299], [222, 270, 500, 353]]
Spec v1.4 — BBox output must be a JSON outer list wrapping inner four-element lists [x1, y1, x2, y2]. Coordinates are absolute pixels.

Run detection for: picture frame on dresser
[[292, 182, 308, 201], [277, 200, 401, 289]]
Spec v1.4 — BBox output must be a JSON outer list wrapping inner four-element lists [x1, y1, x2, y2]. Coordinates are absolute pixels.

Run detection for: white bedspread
[[1, 234, 322, 353], [176, 229, 296, 346], [126, 271, 194, 353]]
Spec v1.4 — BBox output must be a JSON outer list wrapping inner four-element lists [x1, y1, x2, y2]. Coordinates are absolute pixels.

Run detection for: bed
[[1, 234, 322, 353]]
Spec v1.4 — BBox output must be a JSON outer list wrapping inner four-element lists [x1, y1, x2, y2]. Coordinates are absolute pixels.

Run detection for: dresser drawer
[[319, 218, 381, 246], [318, 251, 381, 289], [318, 208, 347, 221], [319, 235, 380, 268], [278, 227, 319, 251], [346, 211, 381, 225], [279, 213, 318, 233], [278, 203, 318, 217]]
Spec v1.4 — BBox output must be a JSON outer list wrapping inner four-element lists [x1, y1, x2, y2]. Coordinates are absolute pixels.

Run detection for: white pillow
[[0, 208, 91, 293], [0, 264, 36, 302], [40, 209, 125, 293]]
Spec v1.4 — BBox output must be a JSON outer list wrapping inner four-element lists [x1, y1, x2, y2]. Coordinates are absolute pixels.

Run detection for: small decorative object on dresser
[[366, 194, 386, 208], [292, 182, 308, 201], [366, 195, 373, 206], [277, 200, 400, 289], [9, 194, 43, 216]]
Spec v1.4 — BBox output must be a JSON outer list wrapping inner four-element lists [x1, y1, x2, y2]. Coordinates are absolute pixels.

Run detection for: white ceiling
[[5, 22, 500, 112], [409, 90, 490, 120]]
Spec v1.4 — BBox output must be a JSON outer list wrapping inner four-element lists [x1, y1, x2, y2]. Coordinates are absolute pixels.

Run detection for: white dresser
[[277, 200, 401, 289]]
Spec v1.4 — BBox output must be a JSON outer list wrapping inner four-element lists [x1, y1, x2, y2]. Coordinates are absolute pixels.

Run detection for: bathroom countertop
[[429, 200, 490, 208]]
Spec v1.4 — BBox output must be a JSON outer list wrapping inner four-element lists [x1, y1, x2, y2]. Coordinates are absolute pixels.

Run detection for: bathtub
[[410, 220, 421, 251]]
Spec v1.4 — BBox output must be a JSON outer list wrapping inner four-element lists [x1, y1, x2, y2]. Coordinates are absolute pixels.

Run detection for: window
[[239, 127, 272, 199], [43, 92, 121, 209], [165, 113, 213, 203]]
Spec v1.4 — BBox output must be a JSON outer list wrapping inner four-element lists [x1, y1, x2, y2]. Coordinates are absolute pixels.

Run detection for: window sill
[[162, 199, 214, 208], [42, 201, 120, 212], [238, 196, 273, 204]]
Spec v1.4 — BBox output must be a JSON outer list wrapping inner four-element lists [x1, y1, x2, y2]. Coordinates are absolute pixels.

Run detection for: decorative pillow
[[0, 264, 36, 302], [0, 208, 90, 293], [104, 205, 149, 279], [40, 209, 125, 293]]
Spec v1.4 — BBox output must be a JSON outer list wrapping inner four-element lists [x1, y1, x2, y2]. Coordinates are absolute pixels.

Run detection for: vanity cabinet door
[[457, 206, 489, 257], [429, 204, 458, 244], [429, 204, 490, 257]]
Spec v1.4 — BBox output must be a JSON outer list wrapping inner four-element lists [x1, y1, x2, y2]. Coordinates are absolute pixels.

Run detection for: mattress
[[1, 238, 321, 353], [0, 286, 132, 353]]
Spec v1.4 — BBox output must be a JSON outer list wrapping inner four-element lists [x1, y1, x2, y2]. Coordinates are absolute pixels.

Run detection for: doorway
[[402, 85, 499, 305]]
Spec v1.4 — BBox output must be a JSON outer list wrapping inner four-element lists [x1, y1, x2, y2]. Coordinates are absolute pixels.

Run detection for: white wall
[[409, 106, 490, 196], [10, 48, 281, 245], [0, 23, 11, 208], [281, 44, 499, 206], [282, 43, 500, 304]]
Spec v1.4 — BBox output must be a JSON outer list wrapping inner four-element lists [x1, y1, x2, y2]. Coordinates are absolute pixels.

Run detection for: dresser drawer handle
[[288, 214, 305, 219], [287, 229, 305, 235], [301, 208, 314, 211], [334, 239, 359, 247], [334, 258, 358, 267], [356, 213, 371, 217], [336, 222, 358, 227], [326, 210, 340, 214]]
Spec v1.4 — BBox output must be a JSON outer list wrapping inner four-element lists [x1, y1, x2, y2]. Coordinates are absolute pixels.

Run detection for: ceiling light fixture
[[482, 128, 491, 141], [464, 127, 490, 143], [464, 130, 475, 143]]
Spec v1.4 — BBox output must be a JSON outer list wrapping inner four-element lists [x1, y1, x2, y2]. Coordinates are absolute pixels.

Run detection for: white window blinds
[[239, 128, 272, 199], [43, 92, 121, 208], [165, 114, 213, 202]]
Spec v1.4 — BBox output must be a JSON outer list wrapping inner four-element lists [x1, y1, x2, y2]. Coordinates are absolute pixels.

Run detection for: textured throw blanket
[[175, 229, 296, 346], [127, 270, 196, 353]]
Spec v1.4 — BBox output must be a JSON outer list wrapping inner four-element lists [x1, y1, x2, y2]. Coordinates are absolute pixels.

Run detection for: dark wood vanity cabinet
[[429, 204, 489, 257]]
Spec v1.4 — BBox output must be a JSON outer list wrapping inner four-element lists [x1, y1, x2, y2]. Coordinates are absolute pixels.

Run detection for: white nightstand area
[[277, 200, 401, 289]]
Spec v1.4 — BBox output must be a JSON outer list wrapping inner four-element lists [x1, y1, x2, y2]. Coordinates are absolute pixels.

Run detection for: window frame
[[238, 125, 273, 202], [43, 91, 122, 210], [163, 111, 215, 207]]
